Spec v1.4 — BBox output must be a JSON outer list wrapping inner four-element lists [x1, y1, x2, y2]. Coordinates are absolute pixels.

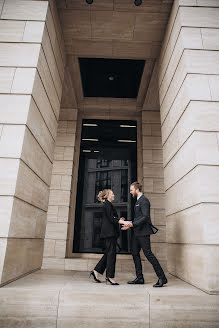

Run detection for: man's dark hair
[[131, 181, 142, 192]]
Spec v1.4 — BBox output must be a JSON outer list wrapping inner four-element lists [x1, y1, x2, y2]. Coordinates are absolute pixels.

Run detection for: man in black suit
[[121, 182, 168, 287]]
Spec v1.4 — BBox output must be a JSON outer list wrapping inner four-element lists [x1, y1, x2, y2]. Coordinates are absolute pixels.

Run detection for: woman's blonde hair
[[97, 189, 112, 203]]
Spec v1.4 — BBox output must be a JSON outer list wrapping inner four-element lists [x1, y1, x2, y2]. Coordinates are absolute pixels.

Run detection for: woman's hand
[[118, 217, 126, 224]]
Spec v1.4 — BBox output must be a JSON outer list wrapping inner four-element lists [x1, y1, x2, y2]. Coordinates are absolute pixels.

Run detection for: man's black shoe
[[153, 277, 168, 287], [128, 277, 144, 285]]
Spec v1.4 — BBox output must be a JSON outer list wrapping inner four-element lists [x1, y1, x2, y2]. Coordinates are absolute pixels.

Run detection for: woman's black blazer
[[100, 200, 120, 239]]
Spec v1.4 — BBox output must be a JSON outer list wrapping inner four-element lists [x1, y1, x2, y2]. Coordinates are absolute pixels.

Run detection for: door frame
[[66, 111, 143, 258]]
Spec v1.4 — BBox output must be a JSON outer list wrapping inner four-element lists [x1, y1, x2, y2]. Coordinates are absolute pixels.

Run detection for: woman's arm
[[104, 202, 120, 226]]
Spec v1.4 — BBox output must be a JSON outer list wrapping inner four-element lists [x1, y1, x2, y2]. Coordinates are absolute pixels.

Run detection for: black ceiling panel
[[79, 58, 145, 98]]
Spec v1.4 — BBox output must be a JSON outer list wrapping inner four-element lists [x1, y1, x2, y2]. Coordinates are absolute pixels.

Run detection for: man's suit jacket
[[100, 200, 120, 239], [132, 194, 158, 236]]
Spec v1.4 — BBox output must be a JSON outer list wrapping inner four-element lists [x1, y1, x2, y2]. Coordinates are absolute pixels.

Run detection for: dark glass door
[[73, 119, 137, 254]]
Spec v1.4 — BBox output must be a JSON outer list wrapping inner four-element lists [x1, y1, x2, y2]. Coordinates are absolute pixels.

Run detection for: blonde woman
[[90, 189, 125, 285]]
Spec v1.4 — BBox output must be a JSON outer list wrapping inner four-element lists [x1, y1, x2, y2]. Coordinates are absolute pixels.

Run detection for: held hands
[[118, 217, 133, 230]]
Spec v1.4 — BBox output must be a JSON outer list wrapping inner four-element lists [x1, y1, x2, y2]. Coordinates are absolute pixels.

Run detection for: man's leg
[[131, 234, 143, 280], [139, 235, 166, 280]]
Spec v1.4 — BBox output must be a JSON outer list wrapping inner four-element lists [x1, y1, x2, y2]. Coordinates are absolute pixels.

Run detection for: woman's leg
[[105, 237, 117, 279], [94, 253, 107, 276]]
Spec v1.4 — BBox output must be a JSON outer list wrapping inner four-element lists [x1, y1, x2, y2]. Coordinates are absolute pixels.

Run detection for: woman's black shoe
[[106, 277, 119, 285], [90, 271, 101, 283]]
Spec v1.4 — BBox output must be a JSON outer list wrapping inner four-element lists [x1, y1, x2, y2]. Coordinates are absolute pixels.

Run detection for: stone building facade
[[0, 0, 218, 296]]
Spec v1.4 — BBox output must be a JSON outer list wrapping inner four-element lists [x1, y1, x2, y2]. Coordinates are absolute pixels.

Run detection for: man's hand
[[122, 221, 133, 229]]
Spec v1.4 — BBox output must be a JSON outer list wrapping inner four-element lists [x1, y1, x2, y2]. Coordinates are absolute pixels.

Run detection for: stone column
[[142, 111, 167, 273], [158, 0, 219, 294], [42, 113, 77, 270], [0, 0, 65, 286]]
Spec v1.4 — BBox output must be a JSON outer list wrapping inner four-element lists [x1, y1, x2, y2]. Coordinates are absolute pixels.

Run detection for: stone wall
[[0, 0, 65, 286], [158, 0, 219, 294]]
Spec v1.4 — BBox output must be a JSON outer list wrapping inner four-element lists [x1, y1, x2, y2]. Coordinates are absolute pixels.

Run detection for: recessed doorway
[[73, 119, 137, 254]]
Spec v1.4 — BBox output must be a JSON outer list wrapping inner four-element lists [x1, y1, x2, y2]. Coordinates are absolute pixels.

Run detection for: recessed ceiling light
[[82, 138, 99, 142], [83, 150, 91, 153], [94, 150, 100, 153], [83, 123, 98, 127], [134, 0, 142, 6], [120, 124, 136, 128], [117, 140, 136, 143]]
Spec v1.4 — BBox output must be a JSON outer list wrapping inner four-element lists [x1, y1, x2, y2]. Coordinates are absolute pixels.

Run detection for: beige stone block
[[22, 127, 53, 185], [165, 166, 219, 216], [11, 68, 36, 94], [11, 200, 46, 239], [42, 27, 62, 100], [143, 164, 164, 178], [208, 75, 219, 100], [0, 20, 25, 42], [142, 111, 160, 124], [164, 131, 219, 190], [61, 176, 72, 190], [32, 71, 58, 138], [0, 196, 13, 237], [37, 47, 61, 119], [55, 135, 76, 147], [27, 98, 55, 162], [142, 124, 152, 136], [158, 11, 181, 87], [197, 0, 219, 6], [16, 160, 49, 211], [1, 0, 48, 21], [201, 28, 219, 50], [58, 206, 69, 222], [161, 74, 211, 143], [143, 150, 153, 163], [0, 43, 40, 67], [0, 125, 25, 158], [152, 150, 163, 163], [47, 205, 58, 222], [54, 146, 65, 160], [0, 158, 19, 196], [23, 21, 45, 43], [180, 7, 219, 28], [167, 203, 219, 245], [142, 136, 162, 150], [0, 95, 30, 124], [55, 240, 66, 258], [0, 238, 7, 281], [143, 178, 153, 193], [50, 175, 62, 189], [1, 238, 44, 286], [145, 193, 165, 209], [52, 161, 73, 176], [0, 67, 15, 93], [154, 209, 166, 226], [46, 7, 65, 82], [45, 222, 68, 240], [42, 257, 64, 269], [168, 243, 219, 294], [48, 190, 71, 206], [43, 239, 55, 257], [159, 28, 203, 104], [176, 101, 219, 153]]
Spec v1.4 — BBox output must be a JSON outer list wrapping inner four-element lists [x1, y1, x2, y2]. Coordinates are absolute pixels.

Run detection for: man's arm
[[132, 197, 150, 228]]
